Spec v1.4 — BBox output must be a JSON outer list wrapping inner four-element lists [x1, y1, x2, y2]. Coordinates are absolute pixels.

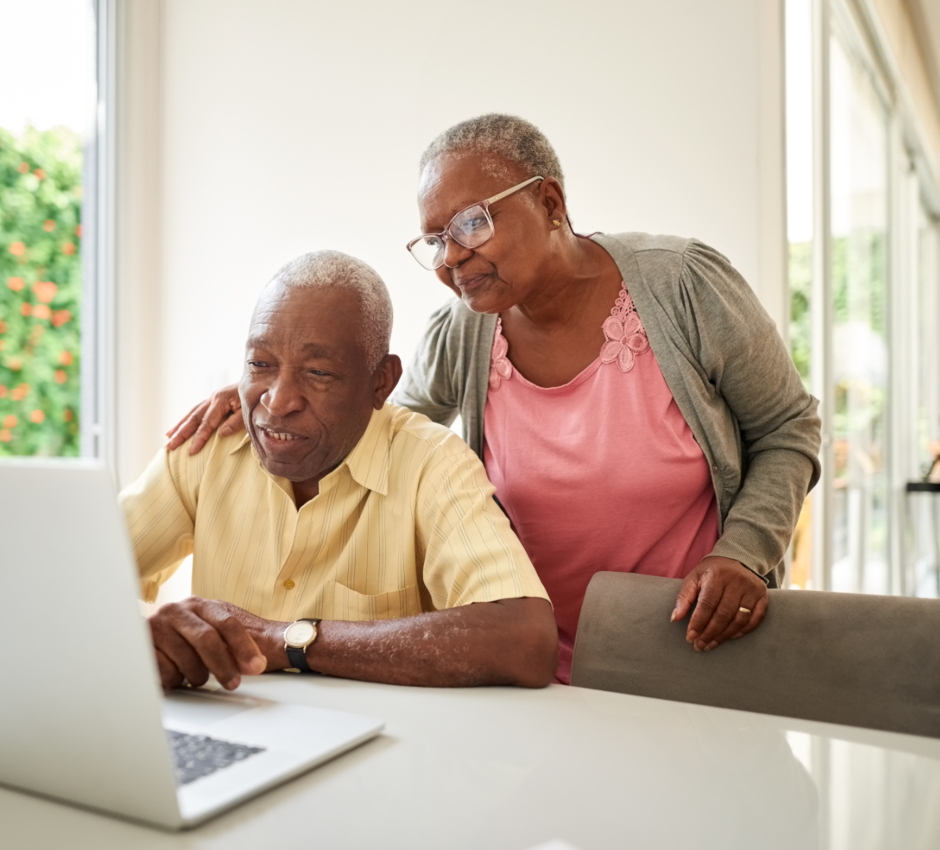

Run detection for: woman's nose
[[442, 236, 472, 268]]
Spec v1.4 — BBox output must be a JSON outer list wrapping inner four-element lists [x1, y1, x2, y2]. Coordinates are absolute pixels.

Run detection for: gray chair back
[[570, 571, 940, 739]]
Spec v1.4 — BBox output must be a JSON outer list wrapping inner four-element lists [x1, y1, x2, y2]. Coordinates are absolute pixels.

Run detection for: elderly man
[[121, 251, 556, 690]]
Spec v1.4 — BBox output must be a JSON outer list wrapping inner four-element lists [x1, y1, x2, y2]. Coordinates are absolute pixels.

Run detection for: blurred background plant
[[0, 125, 82, 456]]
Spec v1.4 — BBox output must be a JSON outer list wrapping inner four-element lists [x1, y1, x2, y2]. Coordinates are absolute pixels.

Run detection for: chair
[[570, 572, 940, 739]]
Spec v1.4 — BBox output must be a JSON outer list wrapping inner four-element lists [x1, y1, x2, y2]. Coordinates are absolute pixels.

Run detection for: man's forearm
[[277, 598, 557, 688]]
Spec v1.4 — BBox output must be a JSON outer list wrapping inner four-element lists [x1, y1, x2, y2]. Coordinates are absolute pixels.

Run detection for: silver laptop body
[[0, 459, 383, 829]]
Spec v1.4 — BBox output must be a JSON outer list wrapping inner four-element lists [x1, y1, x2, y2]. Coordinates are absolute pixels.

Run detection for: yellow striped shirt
[[120, 403, 548, 622]]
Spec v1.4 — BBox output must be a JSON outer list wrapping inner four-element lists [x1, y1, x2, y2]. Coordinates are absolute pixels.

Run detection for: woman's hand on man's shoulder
[[165, 383, 245, 454]]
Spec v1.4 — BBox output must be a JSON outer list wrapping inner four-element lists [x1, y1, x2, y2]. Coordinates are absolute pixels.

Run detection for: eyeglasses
[[406, 176, 544, 270]]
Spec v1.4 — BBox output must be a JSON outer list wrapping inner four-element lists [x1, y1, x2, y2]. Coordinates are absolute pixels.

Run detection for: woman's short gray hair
[[269, 250, 393, 371], [419, 113, 565, 194]]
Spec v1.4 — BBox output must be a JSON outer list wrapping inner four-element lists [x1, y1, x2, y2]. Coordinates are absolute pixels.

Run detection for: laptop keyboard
[[168, 730, 266, 786]]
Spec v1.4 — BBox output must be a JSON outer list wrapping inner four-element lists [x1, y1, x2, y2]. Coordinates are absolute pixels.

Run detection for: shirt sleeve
[[413, 431, 550, 609], [118, 440, 206, 602], [679, 241, 821, 578]]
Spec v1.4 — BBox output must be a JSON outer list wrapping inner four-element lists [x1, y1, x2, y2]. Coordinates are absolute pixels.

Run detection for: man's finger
[[153, 623, 212, 687], [169, 607, 245, 689], [198, 603, 267, 675], [154, 647, 185, 691]]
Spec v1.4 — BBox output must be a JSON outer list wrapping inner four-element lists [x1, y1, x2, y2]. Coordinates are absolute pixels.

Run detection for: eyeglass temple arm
[[482, 175, 544, 207]]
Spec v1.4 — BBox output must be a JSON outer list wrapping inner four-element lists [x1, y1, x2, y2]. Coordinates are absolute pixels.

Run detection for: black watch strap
[[286, 618, 321, 674]]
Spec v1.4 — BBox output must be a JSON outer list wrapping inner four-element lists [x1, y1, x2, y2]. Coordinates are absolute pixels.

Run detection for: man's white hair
[[268, 250, 393, 371], [419, 113, 566, 194]]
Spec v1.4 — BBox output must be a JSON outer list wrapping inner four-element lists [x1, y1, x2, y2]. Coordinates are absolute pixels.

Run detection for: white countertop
[[5, 675, 940, 849]]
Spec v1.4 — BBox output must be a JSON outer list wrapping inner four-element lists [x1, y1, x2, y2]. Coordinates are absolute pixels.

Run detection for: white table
[[4, 676, 940, 850]]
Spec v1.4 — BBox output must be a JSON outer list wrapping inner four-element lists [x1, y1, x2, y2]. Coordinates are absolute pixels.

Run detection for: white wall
[[117, 0, 787, 479]]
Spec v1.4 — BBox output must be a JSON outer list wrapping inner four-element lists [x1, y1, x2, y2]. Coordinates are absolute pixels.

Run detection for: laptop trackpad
[[162, 687, 270, 730]]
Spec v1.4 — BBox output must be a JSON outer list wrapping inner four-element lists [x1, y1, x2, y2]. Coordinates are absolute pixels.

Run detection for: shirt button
[[283, 579, 295, 590]]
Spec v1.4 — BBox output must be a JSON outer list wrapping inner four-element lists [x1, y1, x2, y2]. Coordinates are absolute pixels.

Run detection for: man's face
[[239, 283, 380, 491]]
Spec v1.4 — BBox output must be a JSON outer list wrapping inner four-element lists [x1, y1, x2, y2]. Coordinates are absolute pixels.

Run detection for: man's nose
[[262, 371, 305, 416], [442, 236, 472, 268]]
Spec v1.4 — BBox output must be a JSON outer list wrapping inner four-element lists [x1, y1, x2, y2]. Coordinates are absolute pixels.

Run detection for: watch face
[[285, 621, 316, 647]]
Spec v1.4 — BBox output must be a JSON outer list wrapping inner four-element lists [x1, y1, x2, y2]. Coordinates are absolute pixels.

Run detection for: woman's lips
[[454, 273, 488, 292]]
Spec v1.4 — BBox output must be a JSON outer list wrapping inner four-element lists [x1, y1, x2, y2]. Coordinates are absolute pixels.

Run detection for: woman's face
[[415, 152, 559, 314]]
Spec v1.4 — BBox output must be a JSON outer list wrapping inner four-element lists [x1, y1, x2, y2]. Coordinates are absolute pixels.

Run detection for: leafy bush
[[0, 125, 82, 456]]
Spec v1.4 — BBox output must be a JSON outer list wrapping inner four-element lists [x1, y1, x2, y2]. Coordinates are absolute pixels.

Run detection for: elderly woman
[[169, 114, 821, 684]]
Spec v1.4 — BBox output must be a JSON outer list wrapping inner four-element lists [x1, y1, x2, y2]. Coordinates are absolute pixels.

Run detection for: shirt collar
[[228, 404, 393, 496]]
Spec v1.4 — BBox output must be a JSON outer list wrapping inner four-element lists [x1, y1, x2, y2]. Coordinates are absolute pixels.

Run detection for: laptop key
[[168, 730, 266, 786]]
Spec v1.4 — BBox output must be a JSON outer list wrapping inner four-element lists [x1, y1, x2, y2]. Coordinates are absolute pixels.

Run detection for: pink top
[[483, 284, 719, 684]]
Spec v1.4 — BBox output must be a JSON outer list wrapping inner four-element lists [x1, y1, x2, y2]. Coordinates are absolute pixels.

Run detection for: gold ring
[[738, 606, 752, 614]]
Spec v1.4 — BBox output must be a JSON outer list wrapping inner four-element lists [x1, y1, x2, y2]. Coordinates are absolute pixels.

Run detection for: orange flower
[[3, 414, 17, 428], [7, 276, 24, 292], [20, 303, 32, 317], [34, 168, 45, 180], [32, 304, 51, 320], [75, 224, 83, 238], [29, 410, 45, 424], [0, 386, 6, 398], [33, 281, 57, 303], [64, 409, 73, 422], [11, 385, 27, 401], [52, 309, 71, 327], [0, 430, 10, 443], [6, 356, 21, 371], [60, 350, 73, 365], [0, 320, 6, 332], [8, 242, 25, 257], [17, 161, 29, 174], [54, 370, 67, 384], [42, 219, 55, 232], [62, 242, 76, 256]]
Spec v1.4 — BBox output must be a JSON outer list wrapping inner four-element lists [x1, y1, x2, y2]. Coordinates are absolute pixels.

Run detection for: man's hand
[[165, 384, 245, 454], [149, 597, 276, 691], [670, 556, 768, 651]]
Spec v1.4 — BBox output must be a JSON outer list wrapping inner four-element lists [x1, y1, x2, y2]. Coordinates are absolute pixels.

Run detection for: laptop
[[0, 459, 384, 830]]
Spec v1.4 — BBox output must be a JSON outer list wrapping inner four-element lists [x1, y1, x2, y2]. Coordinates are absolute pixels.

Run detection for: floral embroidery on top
[[489, 318, 512, 390], [600, 283, 650, 372]]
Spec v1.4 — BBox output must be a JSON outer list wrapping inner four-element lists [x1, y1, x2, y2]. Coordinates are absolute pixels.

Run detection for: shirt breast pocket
[[328, 580, 423, 621]]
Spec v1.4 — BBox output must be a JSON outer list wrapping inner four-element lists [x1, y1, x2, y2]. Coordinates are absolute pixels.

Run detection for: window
[[786, 0, 940, 595], [0, 0, 97, 457]]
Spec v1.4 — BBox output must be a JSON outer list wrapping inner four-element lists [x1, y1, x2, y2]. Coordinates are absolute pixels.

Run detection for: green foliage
[[0, 125, 82, 456], [788, 240, 811, 387]]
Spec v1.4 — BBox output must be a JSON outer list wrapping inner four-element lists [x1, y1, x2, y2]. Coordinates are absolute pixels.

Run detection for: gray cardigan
[[393, 233, 822, 587]]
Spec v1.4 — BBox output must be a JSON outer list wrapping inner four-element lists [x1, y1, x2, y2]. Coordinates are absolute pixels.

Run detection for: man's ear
[[372, 354, 402, 409]]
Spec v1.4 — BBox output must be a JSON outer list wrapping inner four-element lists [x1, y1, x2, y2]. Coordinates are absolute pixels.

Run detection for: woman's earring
[[552, 219, 561, 227]]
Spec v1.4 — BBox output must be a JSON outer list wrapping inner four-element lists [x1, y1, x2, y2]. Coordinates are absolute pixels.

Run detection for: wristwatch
[[283, 618, 321, 673]]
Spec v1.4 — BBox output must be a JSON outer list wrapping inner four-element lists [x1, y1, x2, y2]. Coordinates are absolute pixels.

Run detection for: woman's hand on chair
[[670, 556, 768, 651]]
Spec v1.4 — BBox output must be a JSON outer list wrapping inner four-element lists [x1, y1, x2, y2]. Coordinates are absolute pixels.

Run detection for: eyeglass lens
[[409, 204, 494, 270]]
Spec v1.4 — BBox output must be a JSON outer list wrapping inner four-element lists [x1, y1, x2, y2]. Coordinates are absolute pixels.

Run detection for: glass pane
[[785, 0, 814, 588], [828, 27, 889, 594], [0, 0, 94, 456]]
